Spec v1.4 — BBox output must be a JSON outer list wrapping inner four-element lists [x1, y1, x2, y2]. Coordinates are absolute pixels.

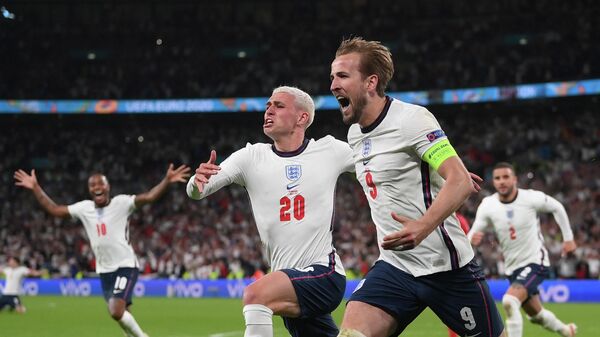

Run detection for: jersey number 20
[[280, 195, 305, 221]]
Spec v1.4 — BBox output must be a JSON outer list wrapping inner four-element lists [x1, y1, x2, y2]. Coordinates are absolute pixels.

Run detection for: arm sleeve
[[66, 200, 85, 220], [467, 202, 489, 241], [187, 147, 249, 200], [407, 108, 458, 170], [331, 137, 355, 173], [534, 192, 574, 241]]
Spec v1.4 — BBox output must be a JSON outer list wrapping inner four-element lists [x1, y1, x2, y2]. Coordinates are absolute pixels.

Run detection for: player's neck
[[359, 95, 388, 128], [499, 188, 518, 203], [273, 132, 305, 152]]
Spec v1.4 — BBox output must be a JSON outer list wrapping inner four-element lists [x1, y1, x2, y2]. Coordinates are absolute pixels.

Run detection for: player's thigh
[[282, 265, 345, 319], [283, 313, 339, 337], [507, 264, 549, 301], [345, 261, 427, 336], [243, 270, 299, 315], [424, 260, 504, 337], [341, 301, 398, 337], [99, 267, 139, 305]]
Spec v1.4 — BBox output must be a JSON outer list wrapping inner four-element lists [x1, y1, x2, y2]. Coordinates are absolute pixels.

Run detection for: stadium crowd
[[1, 98, 598, 280], [1, 0, 598, 99]]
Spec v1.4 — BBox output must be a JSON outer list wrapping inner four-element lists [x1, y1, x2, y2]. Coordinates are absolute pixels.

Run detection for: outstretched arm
[[542, 194, 576, 256], [14, 169, 70, 218], [134, 163, 191, 208]]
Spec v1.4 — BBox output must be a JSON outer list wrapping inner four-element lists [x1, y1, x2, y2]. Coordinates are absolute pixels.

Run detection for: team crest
[[285, 165, 302, 190], [362, 139, 372, 157], [286, 165, 302, 181]]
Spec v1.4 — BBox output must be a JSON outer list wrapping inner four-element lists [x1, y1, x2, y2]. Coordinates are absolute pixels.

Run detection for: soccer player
[[187, 86, 353, 337], [14, 164, 191, 337], [329, 37, 505, 337], [0, 256, 43, 313], [467, 162, 577, 337]]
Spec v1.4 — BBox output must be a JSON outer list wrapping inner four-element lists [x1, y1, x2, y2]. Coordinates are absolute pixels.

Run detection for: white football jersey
[[187, 136, 353, 274], [1, 266, 29, 295], [68, 195, 138, 273], [469, 188, 574, 275], [347, 97, 474, 277]]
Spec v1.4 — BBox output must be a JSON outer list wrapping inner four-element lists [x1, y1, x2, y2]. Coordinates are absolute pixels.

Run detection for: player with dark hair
[[14, 164, 190, 337], [468, 162, 577, 337], [0, 256, 43, 313]]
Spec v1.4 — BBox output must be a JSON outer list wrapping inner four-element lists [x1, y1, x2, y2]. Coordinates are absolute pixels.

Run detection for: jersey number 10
[[280, 195, 305, 221], [96, 223, 107, 237]]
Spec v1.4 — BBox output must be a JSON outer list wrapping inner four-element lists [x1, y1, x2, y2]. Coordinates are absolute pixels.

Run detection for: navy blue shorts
[[508, 263, 549, 298], [349, 259, 504, 337], [99, 267, 139, 305], [0, 295, 21, 311], [280, 257, 346, 337]]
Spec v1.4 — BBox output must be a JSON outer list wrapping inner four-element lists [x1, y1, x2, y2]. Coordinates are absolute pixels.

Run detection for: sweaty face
[[263, 92, 302, 141], [330, 52, 369, 125], [492, 168, 517, 197], [88, 175, 110, 207]]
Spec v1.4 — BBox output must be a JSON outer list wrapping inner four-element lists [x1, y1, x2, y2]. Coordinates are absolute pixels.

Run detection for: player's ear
[[365, 74, 378, 93], [298, 110, 309, 127]]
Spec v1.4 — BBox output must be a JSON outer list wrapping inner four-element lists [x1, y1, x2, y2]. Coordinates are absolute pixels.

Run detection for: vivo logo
[[539, 284, 569, 303], [59, 280, 92, 296], [226, 282, 246, 298], [167, 282, 204, 298]]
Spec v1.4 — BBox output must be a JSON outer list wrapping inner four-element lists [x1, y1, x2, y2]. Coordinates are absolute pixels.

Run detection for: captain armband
[[422, 139, 458, 171]]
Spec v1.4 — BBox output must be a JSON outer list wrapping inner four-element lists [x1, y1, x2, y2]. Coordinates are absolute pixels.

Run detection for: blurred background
[[1, 0, 598, 281]]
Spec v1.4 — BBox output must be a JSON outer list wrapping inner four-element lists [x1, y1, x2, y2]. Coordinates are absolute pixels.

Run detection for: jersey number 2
[[280, 195, 305, 221], [509, 224, 517, 240]]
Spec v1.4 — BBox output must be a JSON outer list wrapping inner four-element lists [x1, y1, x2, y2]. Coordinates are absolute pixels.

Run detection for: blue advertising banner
[[1, 79, 599, 113], [1, 279, 599, 303]]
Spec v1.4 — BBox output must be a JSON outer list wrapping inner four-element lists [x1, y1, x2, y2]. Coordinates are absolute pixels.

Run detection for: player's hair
[[9, 256, 20, 264], [88, 172, 109, 183], [335, 36, 394, 97], [272, 86, 315, 129], [494, 162, 516, 174]]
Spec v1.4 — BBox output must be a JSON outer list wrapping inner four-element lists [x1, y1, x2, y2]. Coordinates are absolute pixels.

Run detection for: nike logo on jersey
[[113, 289, 123, 294], [362, 159, 370, 165], [287, 183, 299, 190]]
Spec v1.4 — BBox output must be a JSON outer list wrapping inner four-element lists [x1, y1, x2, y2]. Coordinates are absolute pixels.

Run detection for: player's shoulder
[[519, 189, 547, 202], [241, 142, 271, 154], [71, 199, 94, 209], [313, 135, 347, 147], [389, 99, 432, 119], [480, 193, 500, 206], [112, 194, 136, 206]]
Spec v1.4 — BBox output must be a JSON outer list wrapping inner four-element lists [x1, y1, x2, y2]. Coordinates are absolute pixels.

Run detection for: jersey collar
[[361, 95, 392, 134], [271, 138, 310, 157]]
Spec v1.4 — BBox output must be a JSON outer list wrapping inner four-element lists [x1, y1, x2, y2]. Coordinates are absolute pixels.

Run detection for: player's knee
[[337, 328, 367, 337], [108, 306, 125, 321], [502, 294, 521, 318], [242, 283, 262, 306]]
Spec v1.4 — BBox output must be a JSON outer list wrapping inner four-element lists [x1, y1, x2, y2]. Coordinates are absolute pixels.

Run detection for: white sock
[[530, 309, 569, 335], [502, 294, 523, 337], [118, 311, 146, 337], [243, 304, 273, 337]]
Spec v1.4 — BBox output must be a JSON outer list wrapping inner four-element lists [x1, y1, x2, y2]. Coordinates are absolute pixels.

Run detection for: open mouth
[[336, 96, 350, 110], [264, 118, 274, 127]]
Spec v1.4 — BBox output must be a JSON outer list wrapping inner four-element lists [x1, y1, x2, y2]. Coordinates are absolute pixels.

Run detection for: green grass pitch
[[0, 296, 598, 336]]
